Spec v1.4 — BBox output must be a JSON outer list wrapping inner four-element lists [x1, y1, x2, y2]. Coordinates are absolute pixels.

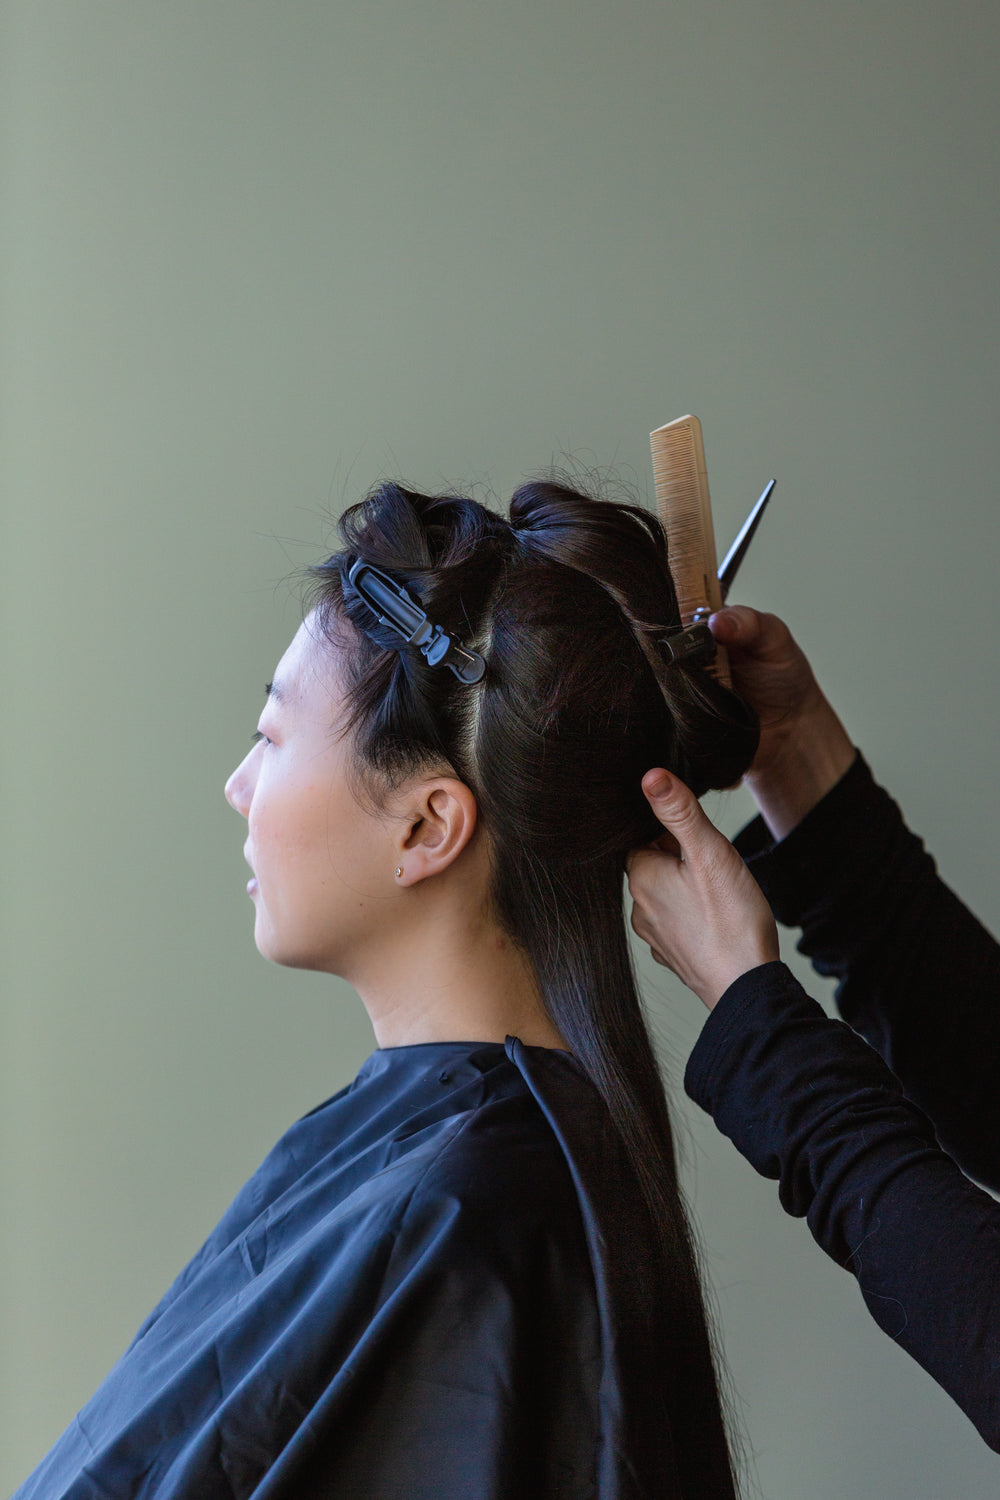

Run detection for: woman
[[16, 480, 759, 1499], [628, 605, 1000, 1452]]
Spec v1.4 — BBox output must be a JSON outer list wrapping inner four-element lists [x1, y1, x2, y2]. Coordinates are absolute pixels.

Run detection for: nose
[[225, 750, 254, 819]]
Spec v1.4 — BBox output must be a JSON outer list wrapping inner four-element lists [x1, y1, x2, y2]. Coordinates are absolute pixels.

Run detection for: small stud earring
[[395, 866, 403, 879]]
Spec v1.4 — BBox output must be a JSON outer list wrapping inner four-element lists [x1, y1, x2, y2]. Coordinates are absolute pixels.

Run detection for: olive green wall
[[3, 2, 999, 1494]]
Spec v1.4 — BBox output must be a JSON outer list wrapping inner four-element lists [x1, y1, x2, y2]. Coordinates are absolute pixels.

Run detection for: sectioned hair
[[307, 476, 758, 1497]]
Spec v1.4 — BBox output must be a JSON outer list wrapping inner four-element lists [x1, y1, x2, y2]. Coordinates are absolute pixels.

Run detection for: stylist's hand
[[627, 768, 780, 1010], [710, 606, 856, 839]]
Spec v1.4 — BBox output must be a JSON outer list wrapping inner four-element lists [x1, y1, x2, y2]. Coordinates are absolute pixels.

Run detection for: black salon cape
[[15, 1038, 672, 1499]]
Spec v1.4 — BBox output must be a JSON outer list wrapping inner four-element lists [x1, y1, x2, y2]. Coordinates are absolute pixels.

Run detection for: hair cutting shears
[[717, 479, 775, 602]]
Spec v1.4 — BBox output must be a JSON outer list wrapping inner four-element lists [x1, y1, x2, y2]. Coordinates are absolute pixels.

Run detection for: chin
[[255, 929, 302, 969], [254, 919, 338, 975], [253, 913, 292, 967]]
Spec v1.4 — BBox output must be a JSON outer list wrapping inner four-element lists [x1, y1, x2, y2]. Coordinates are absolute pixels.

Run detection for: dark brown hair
[[308, 477, 758, 1497]]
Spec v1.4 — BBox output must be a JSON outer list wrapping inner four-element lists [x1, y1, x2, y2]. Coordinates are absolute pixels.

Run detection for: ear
[[395, 777, 479, 885]]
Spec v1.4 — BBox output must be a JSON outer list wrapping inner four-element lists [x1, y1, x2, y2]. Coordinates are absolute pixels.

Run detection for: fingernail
[[645, 771, 672, 798]]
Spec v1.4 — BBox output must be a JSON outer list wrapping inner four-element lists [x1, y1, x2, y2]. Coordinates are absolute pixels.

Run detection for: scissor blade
[[717, 479, 776, 602]]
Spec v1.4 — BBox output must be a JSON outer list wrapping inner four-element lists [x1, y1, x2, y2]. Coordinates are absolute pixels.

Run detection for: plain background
[[2, 2, 999, 1495]]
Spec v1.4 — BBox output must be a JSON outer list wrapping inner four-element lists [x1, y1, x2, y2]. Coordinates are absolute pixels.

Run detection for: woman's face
[[224, 615, 400, 976]]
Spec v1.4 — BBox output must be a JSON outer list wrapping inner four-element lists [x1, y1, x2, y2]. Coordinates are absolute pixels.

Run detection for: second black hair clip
[[345, 559, 487, 685]]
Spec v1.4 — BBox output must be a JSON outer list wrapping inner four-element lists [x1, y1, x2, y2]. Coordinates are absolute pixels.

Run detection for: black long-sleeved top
[[684, 753, 1000, 1450]]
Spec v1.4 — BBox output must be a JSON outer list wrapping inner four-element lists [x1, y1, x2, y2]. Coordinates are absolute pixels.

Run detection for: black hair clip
[[346, 559, 486, 685], [656, 611, 716, 668]]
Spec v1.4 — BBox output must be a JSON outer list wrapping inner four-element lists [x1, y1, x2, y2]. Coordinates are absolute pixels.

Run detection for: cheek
[[252, 773, 369, 893], [252, 746, 394, 899], [249, 770, 320, 878], [319, 788, 392, 887]]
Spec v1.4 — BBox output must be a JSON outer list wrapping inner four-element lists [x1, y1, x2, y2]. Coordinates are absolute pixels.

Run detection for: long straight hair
[[308, 478, 758, 1498]]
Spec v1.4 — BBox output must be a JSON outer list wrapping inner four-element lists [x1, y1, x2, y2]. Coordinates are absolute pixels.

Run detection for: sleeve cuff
[[684, 960, 803, 1113]]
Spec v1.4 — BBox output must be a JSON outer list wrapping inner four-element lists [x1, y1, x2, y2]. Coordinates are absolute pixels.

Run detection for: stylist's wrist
[[744, 697, 855, 841], [702, 947, 781, 1011]]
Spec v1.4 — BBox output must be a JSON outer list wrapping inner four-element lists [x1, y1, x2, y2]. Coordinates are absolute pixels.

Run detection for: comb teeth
[[650, 414, 729, 685]]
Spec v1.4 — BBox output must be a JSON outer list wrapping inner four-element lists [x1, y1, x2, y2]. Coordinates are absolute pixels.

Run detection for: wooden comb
[[649, 414, 730, 688]]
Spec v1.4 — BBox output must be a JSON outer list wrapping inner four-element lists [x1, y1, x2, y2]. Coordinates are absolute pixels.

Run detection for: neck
[[349, 892, 566, 1051]]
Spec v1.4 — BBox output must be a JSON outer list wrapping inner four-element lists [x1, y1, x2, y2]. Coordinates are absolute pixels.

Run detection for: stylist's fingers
[[629, 766, 780, 1009], [638, 768, 720, 865], [706, 605, 828, 759], [706, 604, 767, 651], [709, 604, 803, 660]]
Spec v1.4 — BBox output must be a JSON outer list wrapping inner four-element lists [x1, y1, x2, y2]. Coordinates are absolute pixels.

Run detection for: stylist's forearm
[[744, 697, 856, 841]]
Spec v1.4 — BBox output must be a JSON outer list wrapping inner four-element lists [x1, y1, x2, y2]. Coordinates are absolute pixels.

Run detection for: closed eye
[[251, 730, 273, 747]]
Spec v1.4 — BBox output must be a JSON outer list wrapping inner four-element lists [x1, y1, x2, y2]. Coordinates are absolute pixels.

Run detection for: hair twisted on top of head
[[309, 475, 757, 799]]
